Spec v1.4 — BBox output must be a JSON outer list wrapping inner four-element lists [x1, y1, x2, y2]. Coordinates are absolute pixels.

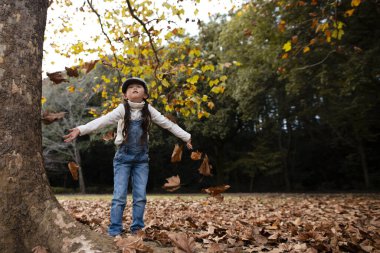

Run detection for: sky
[[42, 0, 244, 75]]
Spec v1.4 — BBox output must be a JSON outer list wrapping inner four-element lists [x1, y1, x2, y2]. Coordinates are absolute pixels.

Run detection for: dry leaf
[[115, 236, 152, 253], [162, 175, 181, 192], [68, 162, 79, 181], [46, 71, 67, 84], [65, 66, 79, 77], [171, 144, 183, 163], [167, 232, 196, 253], [198, 154, 212, 176], [102, 130, 115, 142], [32, 246, 49, 253], [202, 184, 230, 197], [41, 111, 66, 125], [82, 60, 99, 74], [190, 151, 202, 160]]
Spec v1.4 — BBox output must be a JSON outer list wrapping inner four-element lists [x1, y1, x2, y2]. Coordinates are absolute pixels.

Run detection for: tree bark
[[0, 1, 117, 252], [73, 142, 86, 193]]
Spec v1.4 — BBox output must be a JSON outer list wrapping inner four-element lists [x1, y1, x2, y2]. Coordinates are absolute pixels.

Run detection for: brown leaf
[[162, 175, 181, 192], [102, 130, 115, 142], [167, 232, 196, 253], [41, 111, 66, 125], [46, 71, 67, 84], [171, 144, 183, 163], [68, 162, 79, 181], [65, 66, 79, 77], [190, 151, 202, 161], [165, 114, 177, 124], [202, 184, 230, 197], [198, 154, 212, 176], [82, 60, 99, 74], [32, 246, 49, 253], [115, 236, 153, 253]]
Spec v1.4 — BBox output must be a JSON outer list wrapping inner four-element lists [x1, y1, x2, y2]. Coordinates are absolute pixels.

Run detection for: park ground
[[57, 193, 380, 252]]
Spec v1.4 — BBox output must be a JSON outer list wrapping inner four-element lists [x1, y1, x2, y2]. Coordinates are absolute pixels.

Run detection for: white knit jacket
[[77, 101, 191, 145]]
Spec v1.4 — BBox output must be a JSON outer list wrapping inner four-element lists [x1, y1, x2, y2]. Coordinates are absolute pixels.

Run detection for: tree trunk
[[357, 139, 370, 189], [0, 1, 117, 252]]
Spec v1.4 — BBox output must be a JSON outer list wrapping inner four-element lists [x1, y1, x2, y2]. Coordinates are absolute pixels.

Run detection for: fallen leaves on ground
[[60, 194, 380, 252], [32, 246, 49, 253]]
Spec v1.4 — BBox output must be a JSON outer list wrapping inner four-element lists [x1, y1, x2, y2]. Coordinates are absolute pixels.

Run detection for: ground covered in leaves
[[59, 194, 380, 253]]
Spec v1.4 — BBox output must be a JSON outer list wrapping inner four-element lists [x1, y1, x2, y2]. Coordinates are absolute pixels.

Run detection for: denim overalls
[[108, 120, 149, 236]]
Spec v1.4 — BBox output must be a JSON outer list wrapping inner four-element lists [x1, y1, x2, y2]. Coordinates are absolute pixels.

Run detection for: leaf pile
[[60, 194, 380, 252]]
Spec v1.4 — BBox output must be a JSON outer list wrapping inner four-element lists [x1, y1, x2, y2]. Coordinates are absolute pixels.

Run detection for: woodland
[[0, 0, 379, 252]]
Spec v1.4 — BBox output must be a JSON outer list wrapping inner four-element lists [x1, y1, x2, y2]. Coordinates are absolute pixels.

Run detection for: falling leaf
[[67, 85, 75, 93], [82, 60, 99, 74], [198, 154, 212, 176], [303, 46, 310, 53], [65, 66, 79, 77], [351, 0, 361, 7], [345, 9, 355, 17], [102, 131, 115, 142], [190, 151, 202, 160], [46, 71, 67, 84], [202, 184, 230, 197], [162, 175, 181, 192], [41, 111, 66, 125], [167, 232, 196, 253], [32, 246, 49, 253], [171, 144, 183, 163], [41, 96, 47, 105], [68, 162, 79, 181]]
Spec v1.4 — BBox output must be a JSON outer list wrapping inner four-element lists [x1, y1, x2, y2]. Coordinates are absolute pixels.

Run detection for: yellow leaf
[[345, 9, 355, 17], [303, 47, 310, 53], [202, 95, 208, 102], [209, 79, 219, 87], [282, 41, 292, 52], [220, 75, 228, 82], [282, 53, 288, 59], [351, 0, 361, 7], [186, 75, 199, 85], [207, 101, 215, 109], [67, 85, 75, 93], [41, 96, 47, 105]]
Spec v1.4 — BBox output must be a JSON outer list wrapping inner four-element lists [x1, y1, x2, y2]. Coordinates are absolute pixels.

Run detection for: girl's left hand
[[186, 139, 193, 150]]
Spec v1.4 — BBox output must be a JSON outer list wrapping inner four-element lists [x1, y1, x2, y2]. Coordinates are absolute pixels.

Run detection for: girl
[[63, 77, 192, 236]]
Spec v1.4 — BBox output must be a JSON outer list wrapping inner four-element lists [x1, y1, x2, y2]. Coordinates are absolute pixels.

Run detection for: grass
[[55, 193, 210, 201]]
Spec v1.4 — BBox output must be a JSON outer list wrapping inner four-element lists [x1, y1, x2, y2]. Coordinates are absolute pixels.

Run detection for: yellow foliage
[[303, 47, 310, 53], [41, 96, 47, 105], [67, 85, 75, 93], [351, 0, 361, 7], [282, 41, 292, 52], [187, 75, 199, 85], [209, 79, 219, 87]]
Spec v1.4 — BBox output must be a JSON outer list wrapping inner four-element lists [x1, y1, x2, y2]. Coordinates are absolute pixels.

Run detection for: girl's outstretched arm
[[63, 128, 81, 143]]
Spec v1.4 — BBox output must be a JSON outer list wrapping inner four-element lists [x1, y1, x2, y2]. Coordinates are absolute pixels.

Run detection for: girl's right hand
[[63, 128, 80, 143]]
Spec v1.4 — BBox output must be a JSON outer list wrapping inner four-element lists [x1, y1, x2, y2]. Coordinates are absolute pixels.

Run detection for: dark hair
[[122, 99, 151, 144]]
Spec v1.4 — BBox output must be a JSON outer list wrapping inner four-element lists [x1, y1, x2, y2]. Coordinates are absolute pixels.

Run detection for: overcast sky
[[42, 0, 244, 74]]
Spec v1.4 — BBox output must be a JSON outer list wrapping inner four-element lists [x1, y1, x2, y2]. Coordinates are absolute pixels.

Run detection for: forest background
[[41, 0, 380, 194]]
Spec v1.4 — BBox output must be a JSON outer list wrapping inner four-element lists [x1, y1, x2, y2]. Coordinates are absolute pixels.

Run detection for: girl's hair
[[122, 99, 151, 144]]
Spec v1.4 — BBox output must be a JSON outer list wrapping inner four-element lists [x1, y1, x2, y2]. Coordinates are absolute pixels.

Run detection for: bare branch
[[294, 50, 335, 71], [125, 0, 162, 81]]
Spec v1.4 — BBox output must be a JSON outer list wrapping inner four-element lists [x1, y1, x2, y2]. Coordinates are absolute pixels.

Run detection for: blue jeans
[[108, 120, 149, 236]]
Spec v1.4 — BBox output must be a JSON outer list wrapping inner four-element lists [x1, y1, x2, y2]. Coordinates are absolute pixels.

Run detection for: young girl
[[63, 77, 192, 236]]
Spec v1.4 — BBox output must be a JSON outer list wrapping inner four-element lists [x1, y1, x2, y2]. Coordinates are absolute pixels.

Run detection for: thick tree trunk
[[0, 1, 117, 252]]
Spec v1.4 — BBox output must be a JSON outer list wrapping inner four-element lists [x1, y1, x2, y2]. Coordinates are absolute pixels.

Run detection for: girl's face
[[124, 83, 148, 102]]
